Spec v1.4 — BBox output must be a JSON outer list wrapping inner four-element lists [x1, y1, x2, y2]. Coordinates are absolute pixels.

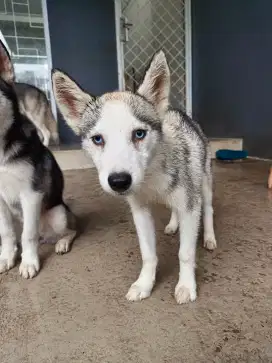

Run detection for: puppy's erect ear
[[0, 40, 15, 84], [52, 69, 95, 135], [137, 50, 170, 115]]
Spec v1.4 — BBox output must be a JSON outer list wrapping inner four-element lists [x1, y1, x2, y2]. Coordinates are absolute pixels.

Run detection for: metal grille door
[[118, 0, 190, 112]]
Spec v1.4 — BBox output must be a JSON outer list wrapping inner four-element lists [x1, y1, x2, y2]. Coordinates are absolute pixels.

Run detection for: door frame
[[114, 0, 192, 115], [114, 0, 125, 90], [42, 0, 57, 120], [184, 0, 192, 116]]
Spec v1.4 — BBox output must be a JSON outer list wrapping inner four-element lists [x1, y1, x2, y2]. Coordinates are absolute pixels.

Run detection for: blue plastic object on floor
[[216, 149, 248, 161]]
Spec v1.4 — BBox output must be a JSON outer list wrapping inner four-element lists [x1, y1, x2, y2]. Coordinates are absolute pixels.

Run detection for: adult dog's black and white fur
[[52, 50, 217, 304], [0, 35, 59, 146], [0, 41, 76, 278]]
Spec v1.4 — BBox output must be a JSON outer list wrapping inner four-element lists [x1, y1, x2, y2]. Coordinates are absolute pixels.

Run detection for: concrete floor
[[0, 160, 271, 363]]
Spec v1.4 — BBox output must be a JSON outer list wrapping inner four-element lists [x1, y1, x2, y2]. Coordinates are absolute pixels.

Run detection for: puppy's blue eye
[[92, 134, 104, 146], [133, 129, 147, 141]]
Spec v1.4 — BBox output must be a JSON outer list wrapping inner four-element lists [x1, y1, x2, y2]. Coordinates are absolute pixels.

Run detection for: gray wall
[[47, 0, 118, 145], [192, 0, 272, 157]]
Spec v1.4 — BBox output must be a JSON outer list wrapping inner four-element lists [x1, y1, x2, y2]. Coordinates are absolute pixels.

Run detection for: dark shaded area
[[47, 0, 118, 144], [192, 0, 272, 157]]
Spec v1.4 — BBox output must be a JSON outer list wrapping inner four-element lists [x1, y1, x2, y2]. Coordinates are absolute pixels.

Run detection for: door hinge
[[120, 16, 133, 43]]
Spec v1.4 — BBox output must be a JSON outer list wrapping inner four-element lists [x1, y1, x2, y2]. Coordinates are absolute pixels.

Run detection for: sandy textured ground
[[0, 160, 271, 363]]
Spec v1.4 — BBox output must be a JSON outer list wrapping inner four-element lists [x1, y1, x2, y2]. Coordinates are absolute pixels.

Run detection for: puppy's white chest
[[140, 172, 169, 203], [0, 164, 31, 203]]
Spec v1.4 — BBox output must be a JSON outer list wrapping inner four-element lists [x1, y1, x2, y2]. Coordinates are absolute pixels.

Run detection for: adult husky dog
[[0, 35, 59, 146], [0, 40, 76, 278], [52, 51, 217, 304]]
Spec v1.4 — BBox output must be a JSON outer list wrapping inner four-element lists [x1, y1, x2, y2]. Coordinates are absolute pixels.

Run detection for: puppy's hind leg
[[202, 172, 217, 251], [46, 204, 77, 255], [164, 207, 179, 235]]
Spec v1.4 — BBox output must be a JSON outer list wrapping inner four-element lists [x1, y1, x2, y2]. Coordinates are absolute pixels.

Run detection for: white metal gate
[[115, 0, 191, 114]]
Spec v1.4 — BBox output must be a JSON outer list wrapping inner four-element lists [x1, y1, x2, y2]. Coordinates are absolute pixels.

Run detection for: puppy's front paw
[[175, 283, 197, 304], [126, 284, 151, 302], [204, 237, 217, 251], [0, 250, 17, 273], [19, 255, 40, 279]]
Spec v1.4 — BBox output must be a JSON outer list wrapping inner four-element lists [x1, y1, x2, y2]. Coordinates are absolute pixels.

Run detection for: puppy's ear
[[0, 40, 15, 84], [137, 50, 170, 115], [52, 69, 95, 135]]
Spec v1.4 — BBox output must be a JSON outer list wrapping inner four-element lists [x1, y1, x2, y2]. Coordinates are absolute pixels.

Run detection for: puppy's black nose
[[108, 172, 132, 193]]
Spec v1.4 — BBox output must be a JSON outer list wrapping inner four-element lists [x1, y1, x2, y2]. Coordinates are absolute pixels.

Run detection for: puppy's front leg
[[126, 196, 158, 302], [175, 199, 201, 304], [0, 198, 18, 273], [19, 191, 42, 279]]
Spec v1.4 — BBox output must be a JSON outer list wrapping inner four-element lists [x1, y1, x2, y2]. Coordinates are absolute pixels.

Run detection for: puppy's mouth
[[105, 184, 137, 197], [111, 189, 132, 197]]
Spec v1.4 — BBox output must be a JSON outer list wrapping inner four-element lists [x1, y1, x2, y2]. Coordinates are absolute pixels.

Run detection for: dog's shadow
[[38, 207, 116, 262], [150, 205, 179, 287], [151, 205, 218, 292]]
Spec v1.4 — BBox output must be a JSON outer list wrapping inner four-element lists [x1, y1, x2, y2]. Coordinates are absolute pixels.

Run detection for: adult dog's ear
[[52, 69, 95, 135], [137, 50, 170, 116], [0, 40, 15, 84]]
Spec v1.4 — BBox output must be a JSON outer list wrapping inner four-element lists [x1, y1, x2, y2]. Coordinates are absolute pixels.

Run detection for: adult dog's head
[[52, 51, 170, 196], [0, 40, 19, 135]]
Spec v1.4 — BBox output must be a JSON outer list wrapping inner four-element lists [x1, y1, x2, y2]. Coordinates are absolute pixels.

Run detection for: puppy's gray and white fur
[[52, 50, 216, 304], [0, 40, 76, 279]]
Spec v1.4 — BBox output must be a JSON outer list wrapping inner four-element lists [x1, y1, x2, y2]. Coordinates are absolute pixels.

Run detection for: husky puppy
[[52, 51, 217, 304], [0, 40, 76, 278]]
